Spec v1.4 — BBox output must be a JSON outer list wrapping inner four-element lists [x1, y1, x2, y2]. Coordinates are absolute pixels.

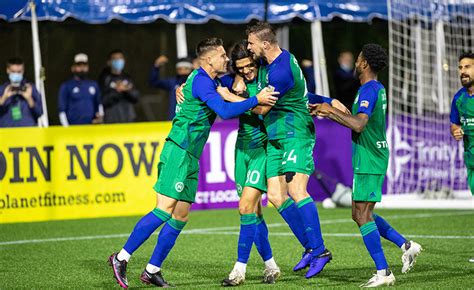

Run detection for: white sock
[[233, 262, 247, 273], [117, 249, 131, 262], [377, 269, 390, 276], [146, 264, 161, 274], [264, 257, 278, 269]]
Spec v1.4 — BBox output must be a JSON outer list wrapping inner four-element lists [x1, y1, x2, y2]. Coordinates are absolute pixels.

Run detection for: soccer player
[[312, 44, 422, 287], [108, 37, 279, 288], [450, 51, 474, 196], [246, 22, 332, 279], [215, 40, 281, 286], [449, 51, 474, 263]]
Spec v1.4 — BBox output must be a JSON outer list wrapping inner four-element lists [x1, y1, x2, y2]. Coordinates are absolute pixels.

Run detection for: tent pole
[[176, 23, 188, 58], [311, 20, 329, 96], [30, 1, 48, 127]]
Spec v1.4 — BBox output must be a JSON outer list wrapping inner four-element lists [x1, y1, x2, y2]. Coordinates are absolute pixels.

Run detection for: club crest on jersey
[[89, 86, 96, 95], [361, 100, 370, 108], [175, 182, 184, 192]]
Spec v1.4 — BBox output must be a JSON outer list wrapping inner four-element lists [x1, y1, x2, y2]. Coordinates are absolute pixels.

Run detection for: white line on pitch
[[0, 211, 472, 246]]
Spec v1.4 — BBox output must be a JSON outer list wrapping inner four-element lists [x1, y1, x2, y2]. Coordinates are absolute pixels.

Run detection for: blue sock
[[237, 213, 257, 263], [360, 221, 389, 270], [149, 218, 187, 267], [255, 215, 273, 262], [123, 208, 171, 254], [373, 214, 407, 248], [297, 197, 325, 256], [278, 198, 309, 249]]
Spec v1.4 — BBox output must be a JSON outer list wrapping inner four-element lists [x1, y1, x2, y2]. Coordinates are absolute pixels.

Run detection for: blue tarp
[[0, 0, 388, 24]]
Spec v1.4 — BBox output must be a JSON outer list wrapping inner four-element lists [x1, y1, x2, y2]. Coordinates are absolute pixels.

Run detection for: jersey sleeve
[[218, 74, 235, 90], [307, 92, 332, 104], [450, 94, 461, 125], [357, 86, 378, 117], [267, 63, 294, 98], [192, 75, 258, 120]]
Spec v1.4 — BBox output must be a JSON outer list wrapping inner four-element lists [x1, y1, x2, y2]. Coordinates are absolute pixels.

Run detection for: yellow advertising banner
[[0, 122, 171, 224]]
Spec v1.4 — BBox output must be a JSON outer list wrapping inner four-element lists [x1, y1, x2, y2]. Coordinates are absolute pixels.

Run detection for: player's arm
[[194, 77, 277, 120], [312, 87, 376, 133], [450, 95, 463, 141], [307, 92, 351, 114], [216, 86, 272, 115]]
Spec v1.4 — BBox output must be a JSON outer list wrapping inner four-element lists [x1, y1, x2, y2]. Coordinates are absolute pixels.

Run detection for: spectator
[[58, 53, 103, 126], [149, 56, 193, 120], [0, 57, 42, 127], [98, 49, 139, 123], [301, 59, 316, 94], [333, 50, 359, 109]]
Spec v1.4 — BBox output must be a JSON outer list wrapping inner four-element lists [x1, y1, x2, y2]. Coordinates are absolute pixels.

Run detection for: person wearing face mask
[[98, 49, 140, 124], [0, 57, 43, 127], [333, 50, 360, 110], [149, 55, 193, 120], [58, 53, 103, 126]]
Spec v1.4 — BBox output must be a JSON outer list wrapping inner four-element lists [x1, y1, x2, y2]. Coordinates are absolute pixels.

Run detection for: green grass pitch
[[1, 206, 473, 288]]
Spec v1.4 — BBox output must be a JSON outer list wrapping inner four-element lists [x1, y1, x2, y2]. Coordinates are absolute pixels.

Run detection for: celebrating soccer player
[[107, 37, 279, 288], [311, 44, 422, 287], [449, 51, 474, 264], [245, 22, 333, 279]]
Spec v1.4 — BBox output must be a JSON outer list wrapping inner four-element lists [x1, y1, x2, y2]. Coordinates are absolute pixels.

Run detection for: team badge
[[175, 182, 184, 192], [73, 87, 80, 94], [89, 86, 96, 95], [361, 100, 369, 108]]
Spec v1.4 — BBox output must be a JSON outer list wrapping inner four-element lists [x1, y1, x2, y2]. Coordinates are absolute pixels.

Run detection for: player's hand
[[154, 55, 168, 67], [256, 88, 279, 106], [232, 76, 246, 95], [176, 84, 185, 104], [331, 99, 351, 114], [450, 124, 464, 141], [216, 86, 232, 101], [309, 103, 332, 117]]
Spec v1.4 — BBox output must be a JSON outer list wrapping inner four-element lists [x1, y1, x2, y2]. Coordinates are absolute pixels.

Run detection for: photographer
[[0, 57, 42, 127]]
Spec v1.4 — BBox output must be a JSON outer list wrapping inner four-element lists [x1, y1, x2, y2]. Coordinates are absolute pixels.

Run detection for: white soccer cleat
[[221, 268, 245, 287], [360, 270, 396, 288], [263, 267, 281, 284], [469, 257, 474, 263], [401, 241, 423, 273]]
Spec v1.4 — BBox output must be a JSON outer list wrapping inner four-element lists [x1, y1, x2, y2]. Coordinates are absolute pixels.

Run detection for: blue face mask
[[111, 59, 125, 72], [9, 72, 23, 84]]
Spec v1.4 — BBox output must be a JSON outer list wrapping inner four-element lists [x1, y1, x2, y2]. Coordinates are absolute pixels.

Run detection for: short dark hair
[[361, 44, 388, 74], [108, 49, 124, 59], [459, 51, 474, 62], [7, 57, 24, 67], [246, 22, 277, 44], [196, 38, 223, 57], [230, 40, 253, 73]]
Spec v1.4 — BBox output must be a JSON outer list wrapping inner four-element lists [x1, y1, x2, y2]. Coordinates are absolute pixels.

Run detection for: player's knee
[[172, 212, 189, 223], [238, 202, 254, 215]]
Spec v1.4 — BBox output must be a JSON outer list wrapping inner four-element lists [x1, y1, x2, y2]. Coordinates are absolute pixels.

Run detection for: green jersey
[[351, 80, 389, 174], [235, 74, 268, 149], [450, 87, 474, 168], [259, 49, 315, 140], [168, 69, 217, 158]]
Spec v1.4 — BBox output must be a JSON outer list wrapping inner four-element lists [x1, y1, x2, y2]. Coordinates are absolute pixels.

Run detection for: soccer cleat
[[293, 249, 313, 271], [108, 253, 129, 288], [221, 269, 245, 287], [359, 269, 396, 288], [262, 267, 281, 284], [305, 249, 332, 279], [140, 269, 173, 288], [469, 257, 474, 263], [401, 241, 423, 273]]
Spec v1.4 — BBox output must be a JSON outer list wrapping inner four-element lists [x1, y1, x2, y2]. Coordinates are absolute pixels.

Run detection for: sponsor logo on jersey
[[175, 182, 184, 192]]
